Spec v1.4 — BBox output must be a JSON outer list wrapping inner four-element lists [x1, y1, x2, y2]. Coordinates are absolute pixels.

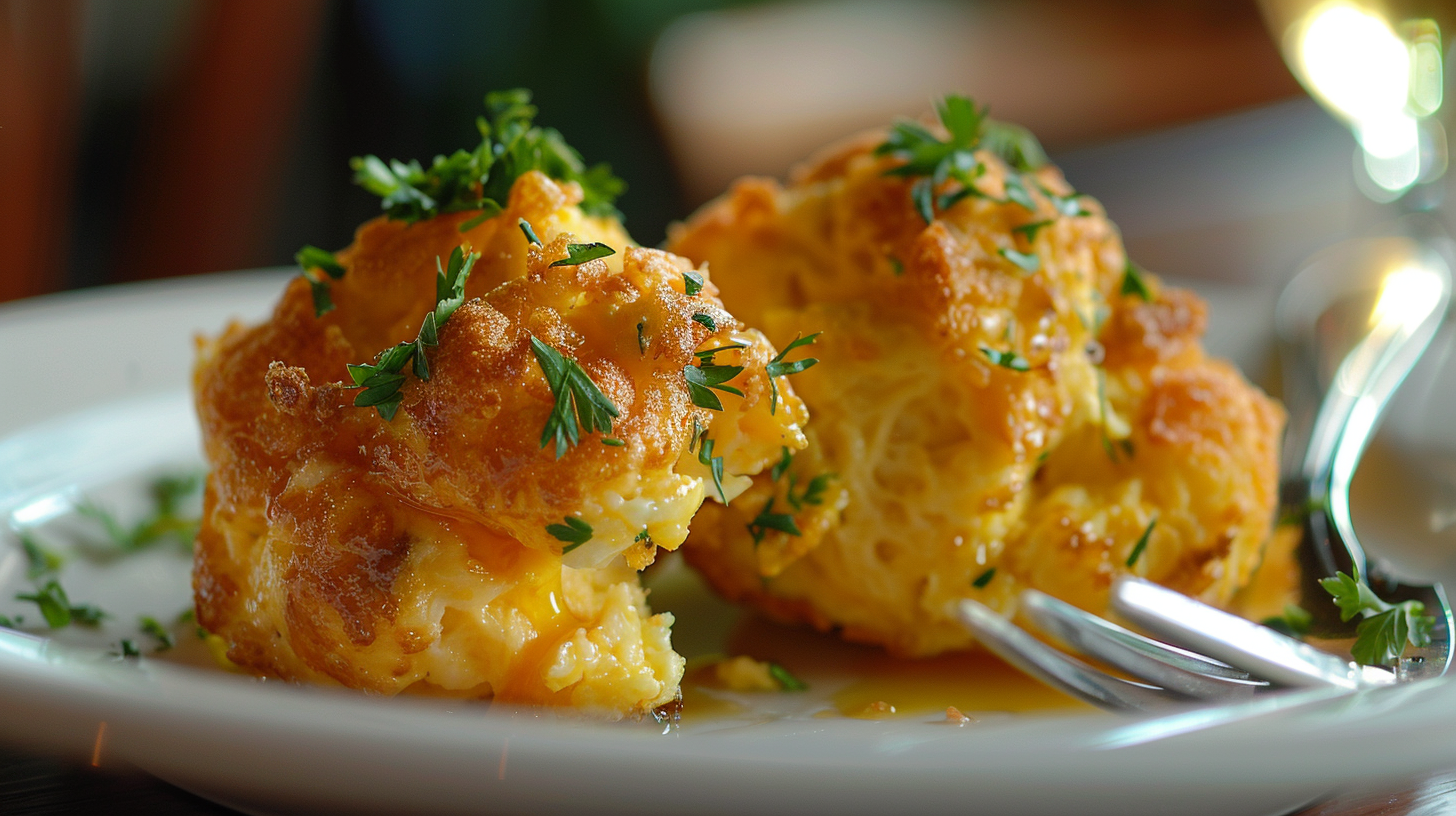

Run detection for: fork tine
[[1111, 576, 1396, 690], [956, 599, 1182, 711], [1019, 590, 1267, 700]]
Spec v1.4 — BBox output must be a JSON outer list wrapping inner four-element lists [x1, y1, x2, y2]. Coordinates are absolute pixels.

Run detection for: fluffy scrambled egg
[[193, 171, 805, 716], [668, 128, 1285, 657]]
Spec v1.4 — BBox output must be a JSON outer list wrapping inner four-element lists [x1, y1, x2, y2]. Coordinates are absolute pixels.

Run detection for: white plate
[[1, 269, 1454, 816]]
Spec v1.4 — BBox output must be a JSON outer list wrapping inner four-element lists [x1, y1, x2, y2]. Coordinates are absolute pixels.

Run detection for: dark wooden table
[[0, 747, 1452, 815]]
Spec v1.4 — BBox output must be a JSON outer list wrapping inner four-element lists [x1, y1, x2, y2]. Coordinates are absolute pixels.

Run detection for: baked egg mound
[[193, 103, 806, 716], [667, 97, 1285, 657]]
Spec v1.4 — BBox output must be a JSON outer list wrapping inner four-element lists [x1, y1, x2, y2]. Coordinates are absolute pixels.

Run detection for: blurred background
[[0, 0, 1449, 303]]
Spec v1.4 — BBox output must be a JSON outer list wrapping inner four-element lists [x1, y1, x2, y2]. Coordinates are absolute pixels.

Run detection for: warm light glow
[[1298, 4, 1410, 123], [1296, 3, 1424, 192], [1371, 264, 1444, 328]]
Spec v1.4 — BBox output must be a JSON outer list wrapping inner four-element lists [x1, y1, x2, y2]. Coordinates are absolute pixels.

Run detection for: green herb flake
[[696, 431, 729, 503], [692, 313, 718, 333], [748, 498, 801, 544], [979, 346, 1030, 372], [765, 333, 820, 415], [1125, 518, 1157, 569], [636, 321, 648, 355], [601, 437, 625, 447], [546, 516, 593, 554], [17, 532, 63, 579], [972, 567, 997, 589], [139, 616, 175, 651], [998, 246, 1040, 273], [352, 89, 625, 224], [768, 662, 808, 692], [684, 359, 745, 412], [549, 242, 615, 268], [517, 218, 542, 245], [1320, 569, 1435, 665], [1261, 604, 1313, 638], [911, 177, 936, 225], [771, 447, 793, 482], [346, 247, 479, 419], [118, 639, 141, 658], [888, 256, 904, 276], [1121, 259, 1153, 301], [683, 269, 705, 297], [1012, 220, 1054, 243], [16, 580, 106, 629], [532, 336, 621, 458]]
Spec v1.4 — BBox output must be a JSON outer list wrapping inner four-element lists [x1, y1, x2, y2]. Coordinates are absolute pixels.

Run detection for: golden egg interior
[[668, 121, 1286, 657], [193, 171, 806, 717]]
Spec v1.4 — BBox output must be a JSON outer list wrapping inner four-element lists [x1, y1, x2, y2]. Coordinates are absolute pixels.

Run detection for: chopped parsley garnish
[[748, 498, 801, 544], [601, 437, 625, 447], [549, 242, 615, 268], [518, 218, 542, 245], [972, 567, 997, 589], [351, 88, 625, 224], [117, 639, 141, 658], [16, 580, 105, 629], [772, 447, 793, 482], [1320, 568, 1435, 666], [1278, 496, 1328, 527], [1125, 518, 1156, 568], [888, 256, 904, 276], [997, 247, 1040, 273], [979, 346, 1030, 372], [546, 516, 593, 553], [1121, 259, 1154, 301], [295, 245, 346, 318], [1012, 220, 1054, 242], [1261, 604, 1313, 638], [532, 336, 620, 458], [634, 528, 652, 545], [346, 247, 479, 420], [683, 269, 705, 296], [18, 531, 63, 579], [876, 94, 1073, 229], [768, 662, 808, 691], [765, 333, 820, 415], [692, 313, 717, 332], [139, 615, 174, 651], [78, 473, 202, 553], [684, 353, 745, 412], [785, 473, 834, 511], [695, 429, 728, 502]]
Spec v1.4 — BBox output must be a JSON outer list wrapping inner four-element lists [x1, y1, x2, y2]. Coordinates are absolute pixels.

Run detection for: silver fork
[[957, 223, 1455, 711]]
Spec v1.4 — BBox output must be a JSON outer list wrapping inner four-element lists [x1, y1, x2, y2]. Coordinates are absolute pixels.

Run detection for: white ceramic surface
[[0, 270, 1453, 816]]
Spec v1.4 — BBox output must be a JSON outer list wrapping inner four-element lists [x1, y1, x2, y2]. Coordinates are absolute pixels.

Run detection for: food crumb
[[853, 700, 897, 719], [944, 706, 975, 725], [713, 656, 779, 692]]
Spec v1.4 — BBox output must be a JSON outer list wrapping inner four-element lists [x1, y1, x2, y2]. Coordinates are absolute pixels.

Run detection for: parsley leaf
[[981, 120, 1048, 172], [765, 333, 819, 414], [748, 498, 801, 544], [683, 269, 705, 296], [998, 247, 1040, 273], [979, 346, 1030, 372], [1012, 220, 1054, 242], [139, 615, 174, 651], [531, 336, 620, 458], [972, 567, 996, 589], [351, 89, 626, 224], [16, 580, 106, 629], [518, 218, 542, 245], [696, 430, 728, 502], [1261, 604, 1313, 638], [17, 531, 63, 580], [1121, 259, 1153, 301], [692, 313, 717, 332], [768, 662, 808, 691], [77, 473, 202, 553], [1125, 518, 1156, 568], [549, 242, 616, 268], [345, 248, 479, 419], [1320, 569, 1435, 665], [296, 245, 346, 318], [684, 354, 745, 412], [771, 447, 793, 482], [117, 639, 141, 658], [546, 516, 593, 553]]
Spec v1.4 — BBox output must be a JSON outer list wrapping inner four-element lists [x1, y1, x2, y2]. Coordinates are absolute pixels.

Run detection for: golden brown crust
[[193, 172, 806, 714], [670, 126, 1284, 657]]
